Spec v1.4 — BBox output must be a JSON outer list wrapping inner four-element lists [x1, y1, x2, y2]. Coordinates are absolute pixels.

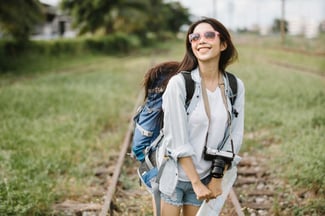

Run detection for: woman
[[159, 17, 245, 216]]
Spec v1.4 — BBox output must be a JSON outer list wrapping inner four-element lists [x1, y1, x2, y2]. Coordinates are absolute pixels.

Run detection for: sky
[[41, 0, 325, 30], [176, 0, 325, 30]]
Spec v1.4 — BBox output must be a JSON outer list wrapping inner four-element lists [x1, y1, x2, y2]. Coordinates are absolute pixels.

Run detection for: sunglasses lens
[[189, 33, 200, 42], [204, 31, 216, 39], [189, 31, 219, 43]]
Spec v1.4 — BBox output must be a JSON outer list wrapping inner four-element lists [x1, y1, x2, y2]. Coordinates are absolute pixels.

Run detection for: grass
[[231, 34, 325, 214], [0, 34, 324, 215], [0, 53, 152, 214]]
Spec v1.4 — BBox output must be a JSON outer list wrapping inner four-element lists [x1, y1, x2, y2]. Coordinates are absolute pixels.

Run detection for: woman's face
[[189, 22, 226, 63]]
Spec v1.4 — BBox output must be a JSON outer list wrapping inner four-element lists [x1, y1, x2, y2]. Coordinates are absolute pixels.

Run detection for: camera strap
[[200, 71, 212, 147], [200, 71, 233, 153]]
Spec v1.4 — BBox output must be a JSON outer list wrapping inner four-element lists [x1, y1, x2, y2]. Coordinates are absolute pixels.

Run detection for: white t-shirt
[[178, 87, 228, 181]]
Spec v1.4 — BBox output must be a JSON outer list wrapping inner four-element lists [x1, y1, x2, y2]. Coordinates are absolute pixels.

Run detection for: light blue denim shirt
[[158, 67, 245, 196]]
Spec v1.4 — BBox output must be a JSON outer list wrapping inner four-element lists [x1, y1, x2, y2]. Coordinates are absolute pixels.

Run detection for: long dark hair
[[178, 17, 238, 73], [143, 61, 180, 99]]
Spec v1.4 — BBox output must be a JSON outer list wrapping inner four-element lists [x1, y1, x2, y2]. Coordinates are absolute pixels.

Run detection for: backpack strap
[[181, 71, 195, 107], [225, 71, 238, 117], [225, 71, 237, 106]]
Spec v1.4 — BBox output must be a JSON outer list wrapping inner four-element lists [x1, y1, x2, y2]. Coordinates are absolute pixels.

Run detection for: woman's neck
[[199, 60, 220, 77], [199, 61, 222, 91]]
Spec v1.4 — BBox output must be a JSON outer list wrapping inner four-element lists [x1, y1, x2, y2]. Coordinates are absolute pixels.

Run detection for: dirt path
[[112, 148, 311, 216], [52, 148, 308, 216]]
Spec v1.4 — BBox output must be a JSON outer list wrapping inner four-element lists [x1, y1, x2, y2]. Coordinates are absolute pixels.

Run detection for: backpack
[[131, 66, 238, 215], [132, 69, 195, 189]]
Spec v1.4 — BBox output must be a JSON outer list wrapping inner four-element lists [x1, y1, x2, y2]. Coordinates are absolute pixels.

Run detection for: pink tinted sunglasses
[[188, 31, 220, 43]]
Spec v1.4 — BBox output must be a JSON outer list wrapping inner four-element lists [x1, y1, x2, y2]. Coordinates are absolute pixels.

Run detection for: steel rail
[[99, 91, 144, 216]]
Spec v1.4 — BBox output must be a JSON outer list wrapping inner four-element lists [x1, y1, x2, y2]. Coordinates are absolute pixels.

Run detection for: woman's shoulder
[[235, 76, 244, 92], [234, 74, 244, 85], [167, 72, 186, 87]]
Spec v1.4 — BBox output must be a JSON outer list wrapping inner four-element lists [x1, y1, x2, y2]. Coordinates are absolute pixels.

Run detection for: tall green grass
[[0, 53, 153, 214], [0, 35, 324, 215], [231, 35, 325, 214]]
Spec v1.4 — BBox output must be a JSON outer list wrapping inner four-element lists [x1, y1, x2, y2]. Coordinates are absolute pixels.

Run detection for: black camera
[[203, 146, 234, 161], [203, 146, 234, 178]]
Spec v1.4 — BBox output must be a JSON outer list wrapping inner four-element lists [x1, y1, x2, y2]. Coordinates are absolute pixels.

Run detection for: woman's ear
[[221, 42, 227, 51]]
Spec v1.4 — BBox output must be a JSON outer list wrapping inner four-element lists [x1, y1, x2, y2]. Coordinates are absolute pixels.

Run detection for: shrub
[[0, 33, 142, 73]]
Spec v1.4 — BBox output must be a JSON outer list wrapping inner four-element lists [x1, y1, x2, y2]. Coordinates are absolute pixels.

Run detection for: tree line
[[0, 0, 191, 42]]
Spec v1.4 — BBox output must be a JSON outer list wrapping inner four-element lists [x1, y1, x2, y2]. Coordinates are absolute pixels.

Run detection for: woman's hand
[[206, 177, 223, 200], [192, 180, 212, 200], [179, 157, 213, 200]]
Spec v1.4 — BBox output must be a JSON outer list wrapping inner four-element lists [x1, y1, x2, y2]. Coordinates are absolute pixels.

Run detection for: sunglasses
[[188, 31, 219, 43]]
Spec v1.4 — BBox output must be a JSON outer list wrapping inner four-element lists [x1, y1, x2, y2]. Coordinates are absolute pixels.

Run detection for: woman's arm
[[162, 74, 195, 160], [179, 157, 212, 200]]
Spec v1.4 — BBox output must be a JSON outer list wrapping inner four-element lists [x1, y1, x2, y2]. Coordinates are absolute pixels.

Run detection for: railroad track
[[53, 89, 299, 216], [52, 47, 322, 215], [81, 97, 281, 216], [97, 91, 246, 216], [231, 154, 274, 215]]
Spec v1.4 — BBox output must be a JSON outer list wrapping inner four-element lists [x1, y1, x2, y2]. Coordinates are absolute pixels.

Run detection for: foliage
[[60, 0, 190, 37], [0, 53, 148, 215], [0, 0, 44, 42], [0, 33, 141, 73], [272, 18, 288, 33], [232, 35, 324, 214]]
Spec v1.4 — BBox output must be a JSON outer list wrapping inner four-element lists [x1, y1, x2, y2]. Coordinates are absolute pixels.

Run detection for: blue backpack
[[132, 69, 194, 190]]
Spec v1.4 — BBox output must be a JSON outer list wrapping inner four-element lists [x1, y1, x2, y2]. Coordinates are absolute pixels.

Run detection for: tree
[[0, 0, 44, 42], [61, 0, 190, 37], [163, 1, 191, 33], [61, 0, 150, 35], [272, 18, 288, 33]]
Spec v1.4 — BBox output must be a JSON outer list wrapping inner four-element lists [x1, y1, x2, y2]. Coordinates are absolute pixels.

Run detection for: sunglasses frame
[[188, 31, 220, 43]]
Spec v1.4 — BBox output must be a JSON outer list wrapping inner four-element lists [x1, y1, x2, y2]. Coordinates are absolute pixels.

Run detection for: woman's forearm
[[179, 157, 201, 184]]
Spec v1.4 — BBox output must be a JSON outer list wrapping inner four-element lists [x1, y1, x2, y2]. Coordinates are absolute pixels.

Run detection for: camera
[[203, 146, 234, 162], [203, 146, 234, 178]]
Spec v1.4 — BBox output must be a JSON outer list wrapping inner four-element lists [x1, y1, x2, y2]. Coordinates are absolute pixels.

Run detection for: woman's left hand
[[206, 177, 223, 201]]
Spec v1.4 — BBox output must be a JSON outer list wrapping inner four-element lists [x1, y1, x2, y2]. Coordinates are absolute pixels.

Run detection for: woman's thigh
[[183, 204, 200, 216], [161, 199, 181, 216]]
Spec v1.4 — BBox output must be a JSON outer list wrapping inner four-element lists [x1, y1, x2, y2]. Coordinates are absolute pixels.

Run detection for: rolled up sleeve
[[162, 74, 195, 161]]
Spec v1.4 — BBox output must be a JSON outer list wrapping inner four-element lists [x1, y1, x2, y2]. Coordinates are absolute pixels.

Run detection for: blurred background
[[1, 0, 324, 42], [34, 0, 325, 40], [0, 0, 324, 215]]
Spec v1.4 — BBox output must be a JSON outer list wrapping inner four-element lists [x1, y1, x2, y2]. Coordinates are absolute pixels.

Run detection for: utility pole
[[212, 0, 217, 18], [280, 0, 286, 45]]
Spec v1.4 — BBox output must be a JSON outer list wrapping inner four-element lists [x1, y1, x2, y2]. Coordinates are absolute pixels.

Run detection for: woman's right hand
[[178, 157, 212, 200], [192, 180, 212, 200]]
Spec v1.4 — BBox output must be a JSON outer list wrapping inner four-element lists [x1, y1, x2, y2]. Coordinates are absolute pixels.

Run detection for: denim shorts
[[160, 175, 211, 207]]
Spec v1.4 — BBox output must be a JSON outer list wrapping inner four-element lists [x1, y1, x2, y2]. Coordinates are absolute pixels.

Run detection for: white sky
[[41, 0, 325, 30], [176, 0, 325, 30]]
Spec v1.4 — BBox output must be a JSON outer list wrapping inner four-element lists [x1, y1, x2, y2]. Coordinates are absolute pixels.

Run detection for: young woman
[[159, 18, 245, 216]]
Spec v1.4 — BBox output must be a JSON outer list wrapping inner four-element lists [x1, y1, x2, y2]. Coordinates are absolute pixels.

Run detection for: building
[[32, 3, 76, 40]]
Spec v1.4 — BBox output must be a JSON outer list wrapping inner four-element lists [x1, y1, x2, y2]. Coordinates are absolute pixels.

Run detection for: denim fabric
[[161, 175, 211, 207]]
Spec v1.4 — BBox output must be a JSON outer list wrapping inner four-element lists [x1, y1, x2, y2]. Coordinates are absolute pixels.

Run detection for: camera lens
[[211, 157, 226, 178]]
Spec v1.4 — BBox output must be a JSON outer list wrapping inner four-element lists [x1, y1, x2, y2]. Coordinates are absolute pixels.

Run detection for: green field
[[0, 35, 324, 215]]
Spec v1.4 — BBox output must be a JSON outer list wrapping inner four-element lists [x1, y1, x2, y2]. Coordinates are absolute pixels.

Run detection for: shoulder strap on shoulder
[[225, 71, 237, 106], [181, 71, 195, 106], [225, 71, 239, 117]]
